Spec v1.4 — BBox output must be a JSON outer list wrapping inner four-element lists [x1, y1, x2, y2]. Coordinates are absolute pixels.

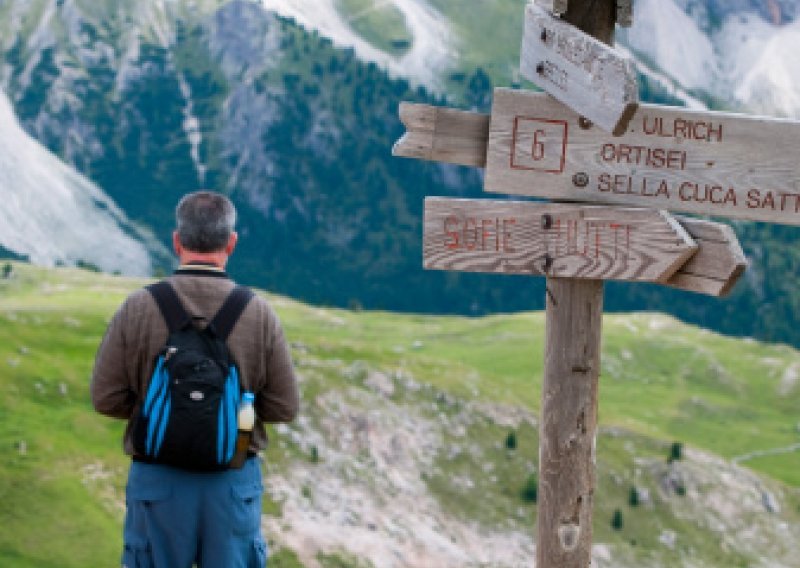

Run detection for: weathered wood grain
[[521, 3, 638, 135], [485, 88, 800, 226], [424, 198, 697, 283], [393, 103, 749, 297], [393, 103, 490, 167], [665, 218, 748, 297], [537, 5, 610, 567], [539, 276, 603, 568], [616, 0, 633, 27], [535, 0, 569, 15]]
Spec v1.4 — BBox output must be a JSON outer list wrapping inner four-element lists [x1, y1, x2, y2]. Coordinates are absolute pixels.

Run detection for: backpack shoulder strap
[[145, 281, 192, 334], [209, 286, 255, 342]]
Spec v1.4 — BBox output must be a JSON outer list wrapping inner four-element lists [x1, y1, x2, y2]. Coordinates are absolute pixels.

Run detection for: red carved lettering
[[464, 218, 478, 250], [444, 216, 460, 249], [747, 189, 761, 209]]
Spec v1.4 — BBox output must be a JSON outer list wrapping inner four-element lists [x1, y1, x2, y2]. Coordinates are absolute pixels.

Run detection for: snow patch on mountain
[[717, 11, 800, 117], [622, 0, 718, 92], [0, 90, 157, 275], [259, 0, 454, 86], [624, 0, 800, 118]]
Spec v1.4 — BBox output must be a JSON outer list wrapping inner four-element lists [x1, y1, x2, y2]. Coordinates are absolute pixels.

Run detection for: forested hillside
[[1, 0, 800, 346]]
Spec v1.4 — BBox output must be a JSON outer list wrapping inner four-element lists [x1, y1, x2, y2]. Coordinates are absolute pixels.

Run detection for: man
[[91, 191, 299, 567]]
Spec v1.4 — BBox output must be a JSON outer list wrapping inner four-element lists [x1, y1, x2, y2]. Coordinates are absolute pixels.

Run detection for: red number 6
[[531, 130, 546, 161], [531, 129, 546, 161]]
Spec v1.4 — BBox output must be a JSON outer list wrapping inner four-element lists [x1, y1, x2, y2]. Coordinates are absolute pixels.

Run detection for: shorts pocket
[[121, 539, 153, 568], [230, 482, 263, 536], [123, 484, 172, 567], [251, 537, 268, 568]]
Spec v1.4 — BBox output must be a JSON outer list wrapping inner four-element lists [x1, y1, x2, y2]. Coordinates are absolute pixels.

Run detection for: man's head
[[173, 191, 238, 267]]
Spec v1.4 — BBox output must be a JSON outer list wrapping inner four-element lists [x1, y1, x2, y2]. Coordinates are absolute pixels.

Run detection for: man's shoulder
[[241, 289, 280, 320], [127, 285, 159, 308]]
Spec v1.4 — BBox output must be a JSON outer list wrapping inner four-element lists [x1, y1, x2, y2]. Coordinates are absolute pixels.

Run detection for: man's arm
[[257, 310, 299, 423], [91, 299, 136, 419]]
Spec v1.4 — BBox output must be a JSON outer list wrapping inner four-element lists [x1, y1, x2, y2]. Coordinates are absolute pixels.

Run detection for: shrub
[[629, 486, 639, 507], [521, 473, 538, 503], [505, 431, 517, 451], [611, 509, 624, 531], [668, 442, 684, 463]]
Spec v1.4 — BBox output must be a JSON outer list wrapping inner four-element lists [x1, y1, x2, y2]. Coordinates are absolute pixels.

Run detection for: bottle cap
[[242, 392, 255, 404]]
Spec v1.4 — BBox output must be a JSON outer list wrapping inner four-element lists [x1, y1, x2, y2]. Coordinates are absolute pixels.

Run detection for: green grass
[[1, 262, 800, 565], [335, 0, 413, 55], [427, 0, 528, 86]]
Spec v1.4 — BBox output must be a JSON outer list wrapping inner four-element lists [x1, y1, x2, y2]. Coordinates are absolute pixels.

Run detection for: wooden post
[[537, 1, 615, 566]]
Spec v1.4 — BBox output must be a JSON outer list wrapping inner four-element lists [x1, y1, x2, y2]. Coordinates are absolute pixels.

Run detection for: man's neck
[[178, 252, 227, 269]]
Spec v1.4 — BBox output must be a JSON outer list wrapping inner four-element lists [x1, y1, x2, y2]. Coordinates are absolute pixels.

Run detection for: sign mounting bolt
[[578, 117, 593, 130], [573, 173, 589, 188]]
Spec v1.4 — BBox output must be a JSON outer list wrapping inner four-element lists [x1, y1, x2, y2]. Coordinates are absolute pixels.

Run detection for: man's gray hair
[[176, 191, 237, 252]]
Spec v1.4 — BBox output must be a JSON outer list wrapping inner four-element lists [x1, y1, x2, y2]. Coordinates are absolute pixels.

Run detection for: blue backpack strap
[[209, 286, 254, 342], [145, 281, 191, 333]]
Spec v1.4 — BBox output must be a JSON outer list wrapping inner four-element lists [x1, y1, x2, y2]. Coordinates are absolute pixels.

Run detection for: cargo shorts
[[121, 456, 267, 568]]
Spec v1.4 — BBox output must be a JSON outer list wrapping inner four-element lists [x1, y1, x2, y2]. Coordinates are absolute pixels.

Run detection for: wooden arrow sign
[[395, 102, 749, 296], [521, 3, 638, 135], [424, 198, 697, 283], [485, 88, 800, 226], [393, 104, 490, 168]]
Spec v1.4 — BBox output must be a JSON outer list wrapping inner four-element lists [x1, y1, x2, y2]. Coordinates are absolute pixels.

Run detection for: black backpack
[[131, 281, 254, 471]]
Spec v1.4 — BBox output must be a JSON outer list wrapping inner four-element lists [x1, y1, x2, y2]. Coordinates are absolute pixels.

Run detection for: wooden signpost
[[391, 0, 757, 566], [395, 103, 748, 298], [535, 0, 634, 27], [485, 88, 800, 226], [424, 198, 697, 283], [521, 3, 638, 135]]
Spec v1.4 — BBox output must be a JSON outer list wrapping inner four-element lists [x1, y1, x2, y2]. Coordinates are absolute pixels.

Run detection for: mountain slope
[[4, 0, 800, 350], [0, 90, 163, 275], [1, 263, 799, 567]]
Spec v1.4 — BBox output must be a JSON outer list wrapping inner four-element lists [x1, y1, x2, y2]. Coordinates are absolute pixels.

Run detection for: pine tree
[[521, 474, 538, 503], [505, 430, 517, 450], [629, 486, 640, 507], [611, 509, 624, 531]]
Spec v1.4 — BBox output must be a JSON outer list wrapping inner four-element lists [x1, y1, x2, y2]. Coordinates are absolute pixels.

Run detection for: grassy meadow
[[0, 262, 799, 566]]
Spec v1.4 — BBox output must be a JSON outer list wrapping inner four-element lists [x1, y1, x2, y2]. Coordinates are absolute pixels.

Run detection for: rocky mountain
[[0, 88, 163, 275], [2, 0, 800, 347]]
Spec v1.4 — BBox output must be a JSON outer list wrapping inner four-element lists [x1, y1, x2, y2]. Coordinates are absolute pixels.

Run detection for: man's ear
[[225, 232, 238, 256], [172, 231, 182, 256]]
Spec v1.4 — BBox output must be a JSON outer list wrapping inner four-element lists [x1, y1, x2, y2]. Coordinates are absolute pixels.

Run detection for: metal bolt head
[[573, 172, 590, 188], [536, 62, 545, 75], [578, 117, 593, 130]]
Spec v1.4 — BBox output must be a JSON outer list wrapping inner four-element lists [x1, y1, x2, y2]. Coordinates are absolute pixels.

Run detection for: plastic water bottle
[[230, 392, 255, 468], [238, 392, 256, 431]]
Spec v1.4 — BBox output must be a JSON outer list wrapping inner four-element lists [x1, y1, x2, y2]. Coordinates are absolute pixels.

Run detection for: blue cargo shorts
[[121, 457, 268, 568]]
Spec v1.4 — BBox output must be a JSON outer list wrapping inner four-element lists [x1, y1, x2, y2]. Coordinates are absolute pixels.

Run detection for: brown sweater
[[90, 266, 299, 455]]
